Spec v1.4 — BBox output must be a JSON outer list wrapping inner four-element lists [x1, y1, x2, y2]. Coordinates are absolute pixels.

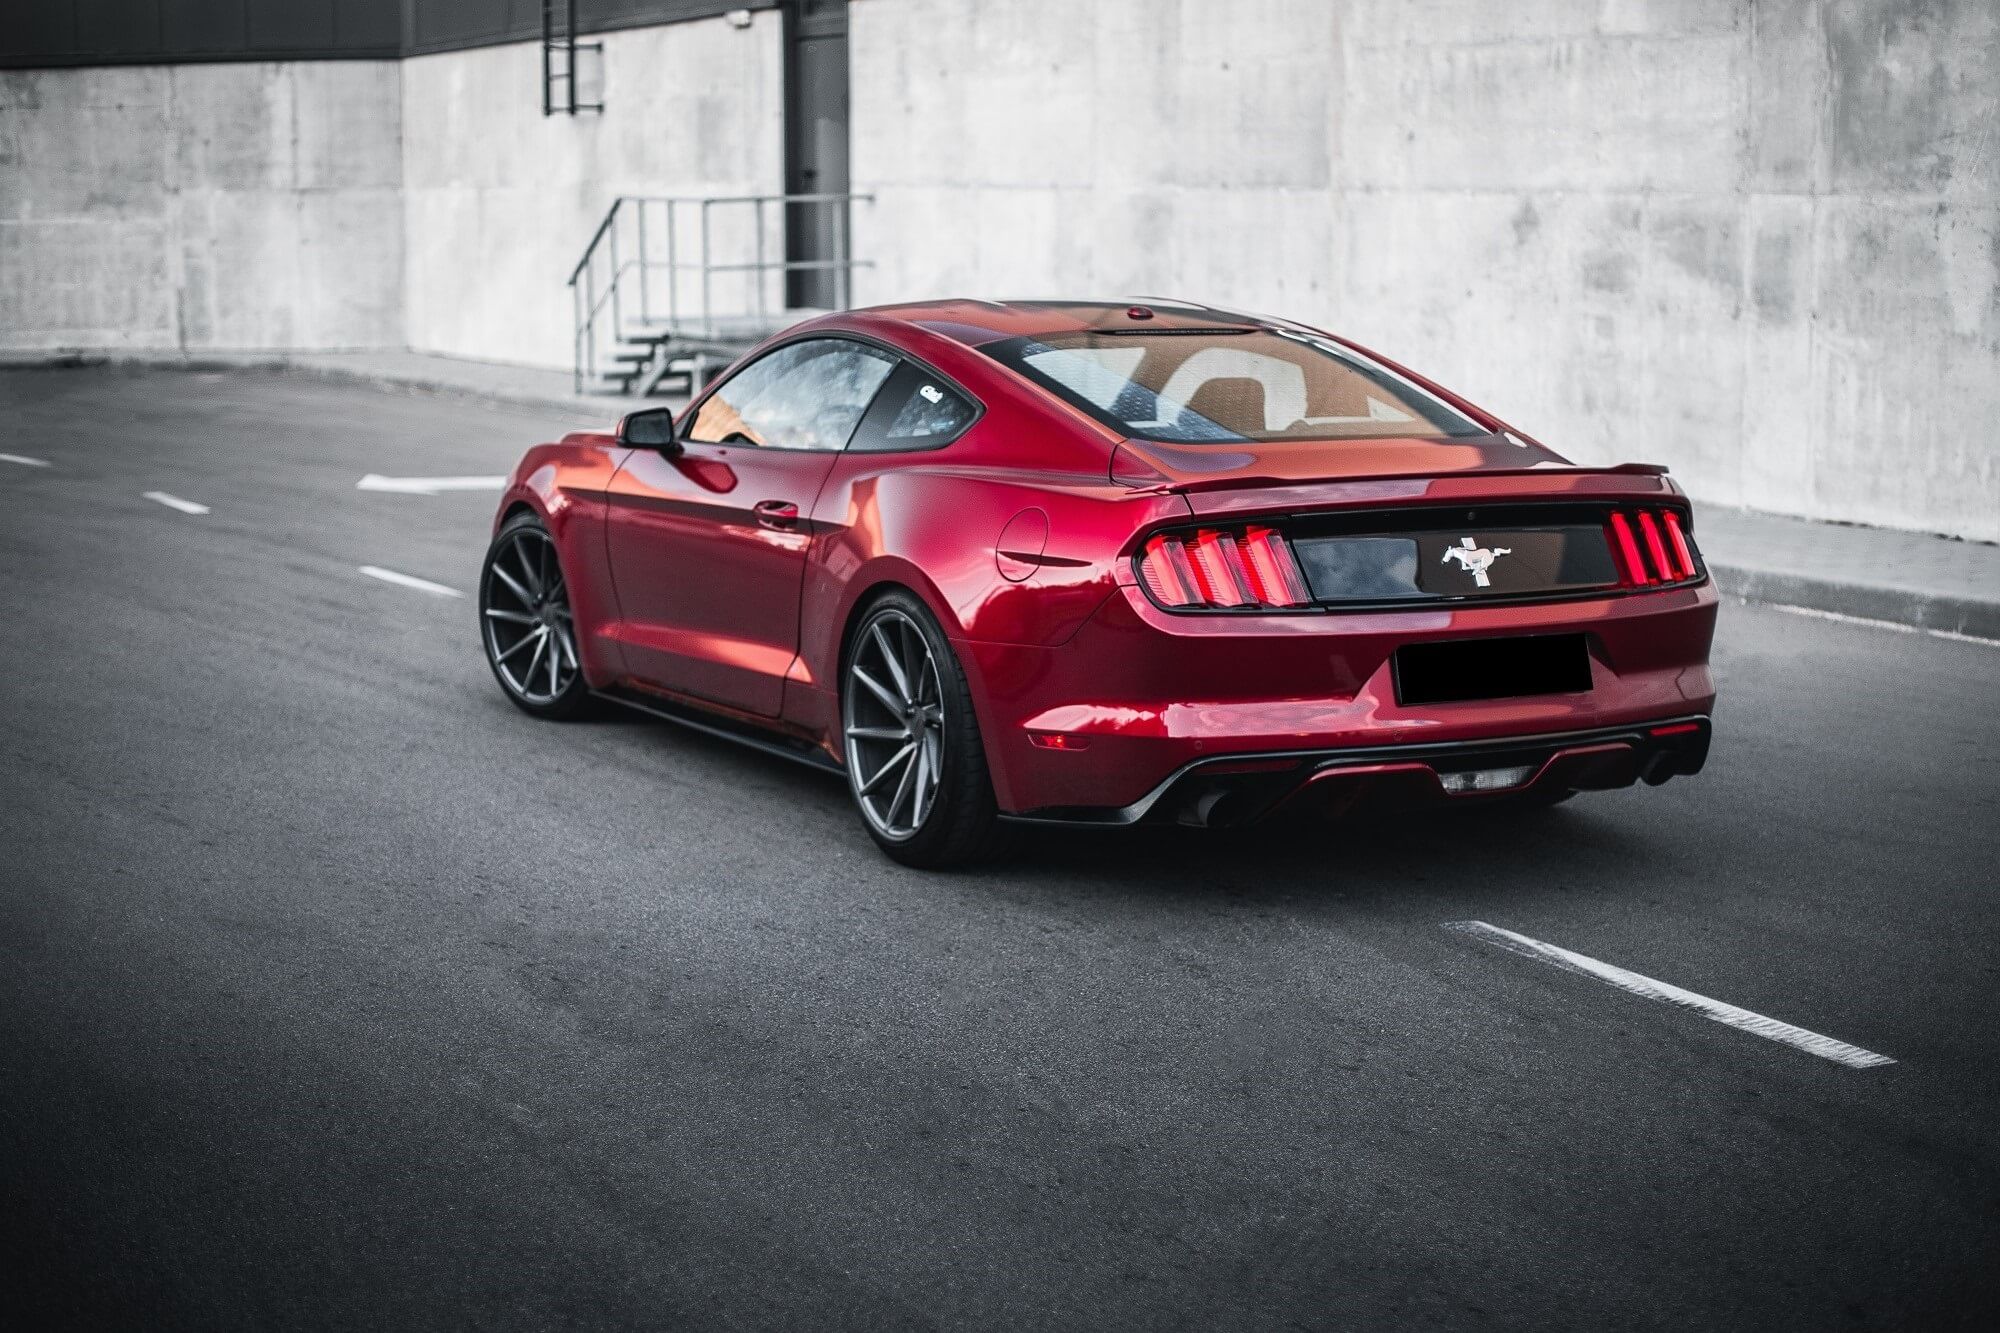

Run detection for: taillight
[[1605, 507, 1699, 586], [1138, 526, 1312, 609]]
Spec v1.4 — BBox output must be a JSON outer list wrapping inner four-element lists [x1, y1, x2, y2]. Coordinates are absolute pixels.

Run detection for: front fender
[[488, 433, 627, 687]]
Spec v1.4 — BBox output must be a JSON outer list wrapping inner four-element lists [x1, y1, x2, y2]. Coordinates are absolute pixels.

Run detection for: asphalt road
[[3, 367, 1997, 1330]]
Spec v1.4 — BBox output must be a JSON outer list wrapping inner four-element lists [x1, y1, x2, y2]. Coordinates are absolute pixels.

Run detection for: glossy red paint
[[491, 298, 1717, 822]]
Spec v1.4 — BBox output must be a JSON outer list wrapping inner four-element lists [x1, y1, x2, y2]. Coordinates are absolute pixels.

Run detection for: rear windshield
[[983, 328, 1490, 444]]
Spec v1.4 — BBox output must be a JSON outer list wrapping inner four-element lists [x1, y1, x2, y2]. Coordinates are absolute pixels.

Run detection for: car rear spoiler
[[1112, 455, 1672, 496]]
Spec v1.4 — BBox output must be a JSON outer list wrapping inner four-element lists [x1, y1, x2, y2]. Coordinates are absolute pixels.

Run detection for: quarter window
[[688, 338, 896, 451], [884, 379, 975, 442], [848, 362, 980, 452]]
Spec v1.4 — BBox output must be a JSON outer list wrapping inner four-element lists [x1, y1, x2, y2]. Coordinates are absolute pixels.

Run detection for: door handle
[[753, 499, 800, 529]]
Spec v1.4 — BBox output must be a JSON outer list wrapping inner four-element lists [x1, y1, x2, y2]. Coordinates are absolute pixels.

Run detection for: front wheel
[[479, 512, 594, 719], [842, 592, 1004, 868]]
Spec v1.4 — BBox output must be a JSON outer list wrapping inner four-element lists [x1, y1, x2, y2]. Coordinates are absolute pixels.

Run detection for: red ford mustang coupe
[[481, 299, 1716, 866]]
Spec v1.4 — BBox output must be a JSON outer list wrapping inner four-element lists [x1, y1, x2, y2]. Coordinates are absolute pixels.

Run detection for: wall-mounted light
[[725, 8, 753, 27]]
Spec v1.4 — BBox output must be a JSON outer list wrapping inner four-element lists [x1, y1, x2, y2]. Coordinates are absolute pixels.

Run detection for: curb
[[272, 359, 618, 420], [1708, 563, 1999, 642]]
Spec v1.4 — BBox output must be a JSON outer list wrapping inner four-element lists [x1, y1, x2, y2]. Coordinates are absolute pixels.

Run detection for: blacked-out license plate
[[1394, 634, 1593, 705]]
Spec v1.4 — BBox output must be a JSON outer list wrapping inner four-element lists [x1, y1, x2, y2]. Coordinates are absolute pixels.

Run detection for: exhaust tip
[[1438, 764, 1537, 795]]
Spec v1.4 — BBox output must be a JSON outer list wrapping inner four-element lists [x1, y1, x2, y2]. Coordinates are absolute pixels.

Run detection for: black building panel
[[338, 0, 404, 49], [412, 0, 521, 50], [160, 0, 246, 53], [0, 5, 78, 55], [0, 0, 777, 67], [73, 0, 162, 58], [247, 0, 337, 53]]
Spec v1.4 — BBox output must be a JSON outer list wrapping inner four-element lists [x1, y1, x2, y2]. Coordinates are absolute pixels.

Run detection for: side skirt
[[593, 687, 844, 776]]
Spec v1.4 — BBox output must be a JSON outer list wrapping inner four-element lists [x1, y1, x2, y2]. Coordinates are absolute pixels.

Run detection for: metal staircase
[[568, 192, 872, 397]]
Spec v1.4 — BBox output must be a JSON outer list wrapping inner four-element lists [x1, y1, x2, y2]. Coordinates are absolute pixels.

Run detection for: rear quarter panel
[[794, 402, 1189, 747]]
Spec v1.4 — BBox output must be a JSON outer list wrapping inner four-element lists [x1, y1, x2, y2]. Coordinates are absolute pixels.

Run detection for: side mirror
[[618, 407, 681, 454]]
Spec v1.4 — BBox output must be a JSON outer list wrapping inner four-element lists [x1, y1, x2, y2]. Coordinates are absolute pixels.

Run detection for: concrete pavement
[[3, 367, 1998, 1329]]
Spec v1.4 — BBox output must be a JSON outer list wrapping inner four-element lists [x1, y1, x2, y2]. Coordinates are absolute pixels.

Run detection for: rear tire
[[841, 591, 1005, 869]]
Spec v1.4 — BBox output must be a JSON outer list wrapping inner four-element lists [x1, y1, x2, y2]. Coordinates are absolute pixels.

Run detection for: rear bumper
[[1002, 715, 1712, 827], [958, 577, 1719, 815]]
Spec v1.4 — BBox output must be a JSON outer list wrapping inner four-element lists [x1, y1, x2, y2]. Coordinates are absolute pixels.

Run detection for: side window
[[687, 338, 896, 451], [848, 362, 980, 452]]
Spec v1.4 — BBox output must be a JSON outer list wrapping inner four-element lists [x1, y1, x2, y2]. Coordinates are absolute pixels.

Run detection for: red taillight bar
[[1138, 527, 1313, 610], [1190, 530, 1250, 607], [1662, 511, 1697, 580], [1607, 512, 1651, 586], [1636, 511, 1673, 582], [1137, 532, 1199, 605], [1239, 526, 1312, 605]]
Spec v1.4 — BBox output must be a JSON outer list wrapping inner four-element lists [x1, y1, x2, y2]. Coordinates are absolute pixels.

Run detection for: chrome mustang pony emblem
[[1441, 536, 1512, 587]]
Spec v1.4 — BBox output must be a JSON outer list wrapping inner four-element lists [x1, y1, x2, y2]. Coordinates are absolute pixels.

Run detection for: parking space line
[[144, 491, 210, 515], [358, 565, 463, 598], [1, 453, 52, 467], [1445, 920, 1896, 1069], [357, 474, 506, 495]]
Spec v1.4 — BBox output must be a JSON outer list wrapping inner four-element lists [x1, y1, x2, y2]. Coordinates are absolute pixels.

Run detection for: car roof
[[854, 297, 1279, 347]]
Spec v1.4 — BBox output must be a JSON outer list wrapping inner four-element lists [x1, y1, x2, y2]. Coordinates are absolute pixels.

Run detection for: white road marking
[[1, 453, 52, 468], [357, 565, 463, 598], [1445, 920, 1896, 1070], [143, 491, 210, 515], [357, 473, 506, 495], [1754, 600, 1998, 649]]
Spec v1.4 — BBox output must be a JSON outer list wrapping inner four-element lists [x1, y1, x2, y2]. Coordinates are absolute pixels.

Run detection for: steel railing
[[568, 192, 873, 395]]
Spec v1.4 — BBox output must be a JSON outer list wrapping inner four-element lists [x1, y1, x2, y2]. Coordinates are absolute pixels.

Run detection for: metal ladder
[[568, 192, 872, 396], [541, 0, 602, 117]]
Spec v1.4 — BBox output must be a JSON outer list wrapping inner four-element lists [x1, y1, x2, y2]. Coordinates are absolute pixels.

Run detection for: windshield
[[983, 328, 1491, 444]]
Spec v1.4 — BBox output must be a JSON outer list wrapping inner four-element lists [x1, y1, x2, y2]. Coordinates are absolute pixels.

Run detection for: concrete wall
[[0, 60, 402, 352], [400, 11, 785, 368], [0, 9, 780, 368], [850, 0, 2000, 542]]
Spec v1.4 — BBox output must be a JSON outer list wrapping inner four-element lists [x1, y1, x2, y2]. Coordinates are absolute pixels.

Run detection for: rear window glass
[[983, 329, 1489, 443]]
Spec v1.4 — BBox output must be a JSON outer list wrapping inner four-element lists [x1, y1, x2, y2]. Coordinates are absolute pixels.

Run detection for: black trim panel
[[595, 686, 844, 774], [1004, 716, 1713, 826], [2, 0, 779, 69]]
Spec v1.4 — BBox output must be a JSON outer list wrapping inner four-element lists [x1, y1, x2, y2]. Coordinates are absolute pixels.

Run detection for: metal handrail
[[567, 192, 875, 395]]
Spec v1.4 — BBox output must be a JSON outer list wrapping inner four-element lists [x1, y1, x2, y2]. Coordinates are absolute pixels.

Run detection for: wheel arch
[[826, 570, 1011, 798], [829, 560, 967, 677], [497, 499, 538, 527]]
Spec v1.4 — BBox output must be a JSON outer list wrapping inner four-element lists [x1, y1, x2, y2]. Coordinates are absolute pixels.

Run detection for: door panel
[[602, 336, 896, 716], [604, 444, 838, 716]]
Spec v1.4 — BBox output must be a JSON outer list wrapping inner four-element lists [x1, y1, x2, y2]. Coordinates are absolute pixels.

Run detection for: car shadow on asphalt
[[582, 707, 1670, 906], [993, 800, 1663, 908]]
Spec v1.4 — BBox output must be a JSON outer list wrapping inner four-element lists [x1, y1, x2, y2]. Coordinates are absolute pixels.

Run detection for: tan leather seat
[[1180, 376, 1268, 434]]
